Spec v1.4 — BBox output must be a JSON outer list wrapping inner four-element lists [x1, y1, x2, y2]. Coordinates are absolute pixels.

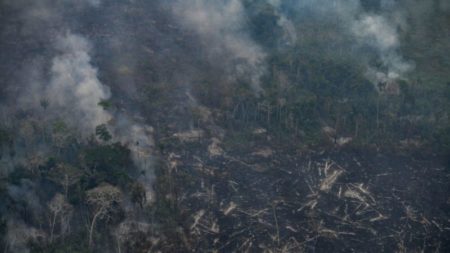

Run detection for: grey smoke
[[351, 13, 413, 87], [7, 179, 43, 215], [46, 32, 112, 135], [4, 180, 47, 253], [172, 0, 267, 94], [8, 0, 112, 135], [267, 0, 297, 45], [113, 115, 155, 204], [8, 0, 155, 186], [15, 34, 111, 137], [44, 4, 157, 202], [286, 0, 414, 87], [3, 0, 157, 249], [82, 0, 101, 7], [5, 220, 45, 253]]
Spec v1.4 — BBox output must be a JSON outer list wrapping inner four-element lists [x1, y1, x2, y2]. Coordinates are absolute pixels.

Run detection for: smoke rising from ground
[[279, 0, 414, 87], [113, 115, 155, 204], [47, 33, 112, 134], [6, 0, 155, 182], [351, 13, 413, 87], [1, 1, 156, 250], [172, 0, 267, 94], [268, 0, 297, 45], [7, 0, 112, 135]]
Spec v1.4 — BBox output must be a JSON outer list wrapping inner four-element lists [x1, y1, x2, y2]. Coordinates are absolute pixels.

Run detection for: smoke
[[286, 0, 414, 88], [5, 180, 46, 253], [267, 0, 297, 45], [7, 179, 43, 216], [46, 32, 112, 135], [353, 15, 398, 51], [6, 0, 112, 136], [83, 0, 101, 7], [126, 124, 154, 204], [4, 220, 45, 253], [171, 0, 267, 94], [5, 0, 155, 182], [351, 13, 413, 88], [1, 1, 157, 250], [113, 115, 155, 204], [43, 3, 156, 203]]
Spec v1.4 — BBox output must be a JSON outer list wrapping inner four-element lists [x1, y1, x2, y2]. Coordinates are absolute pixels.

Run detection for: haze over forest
[[0, 0, 449, 252]]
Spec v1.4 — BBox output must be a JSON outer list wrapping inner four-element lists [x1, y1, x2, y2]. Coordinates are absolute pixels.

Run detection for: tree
[[40, 99, 49, 110], [130, 182, 146, 208], [98, 99, 112, 110], [83, 143, 131, 167], [0, 128, 12, 149], [47, 163, 83, 198], [25, 154, 45, 175], [51, 120, 72, 154], [95, 124, 112, 142], [18, 120, 36, 150], [86, 184, 123, 248], [47, 193, 73, 243]]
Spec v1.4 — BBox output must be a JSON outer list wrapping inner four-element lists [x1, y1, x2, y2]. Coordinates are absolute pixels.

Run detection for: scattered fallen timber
[[149, 129, 450, 252]]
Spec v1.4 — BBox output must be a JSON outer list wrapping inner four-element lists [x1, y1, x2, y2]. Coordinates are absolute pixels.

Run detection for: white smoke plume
[[4, 181, 46, 253], [113, 115, 155, 204], [13, 39, 111, 138], [44, 6, 157, 204], [126, 125, 154, 204], [7, 0, 112, 135], [46, 32, 112, 135], [353, 15, 399, 51], [4, 220, 46, 253], [3, 0, 157, 249], [172, 0, 267, 94], [290, 0, 414, 89], [352, 13, 413, 88], [268, 0, 297, 45], [8, 0, 155, 186], [83, 0, 101, 7]]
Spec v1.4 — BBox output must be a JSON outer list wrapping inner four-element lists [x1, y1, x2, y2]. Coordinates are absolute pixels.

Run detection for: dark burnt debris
[[147, 106, 450, 253]]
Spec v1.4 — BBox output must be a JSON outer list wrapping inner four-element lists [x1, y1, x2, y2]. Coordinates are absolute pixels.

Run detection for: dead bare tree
[[47, 163, 83, 198], [48, 193, 73, 243], [86, 184, 123, 249]]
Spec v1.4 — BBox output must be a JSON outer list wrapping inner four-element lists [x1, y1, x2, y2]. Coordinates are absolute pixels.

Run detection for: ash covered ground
[[148, 98, 450, 252]]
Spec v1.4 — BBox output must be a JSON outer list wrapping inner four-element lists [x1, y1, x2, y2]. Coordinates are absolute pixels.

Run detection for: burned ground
[[142, 101, 450, 252]]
